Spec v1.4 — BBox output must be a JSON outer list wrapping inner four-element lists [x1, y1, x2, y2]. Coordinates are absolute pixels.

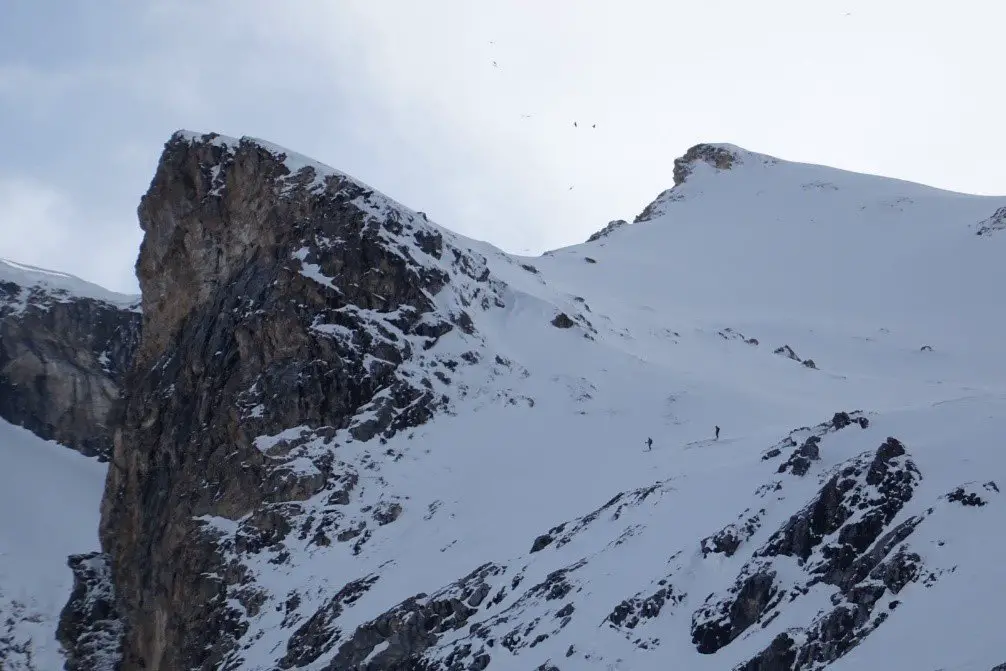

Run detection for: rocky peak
[[632, 143, 746, 224], [0, 259, 140, 459], [672, 143, 742, 187], [92, 130, 507, 670]]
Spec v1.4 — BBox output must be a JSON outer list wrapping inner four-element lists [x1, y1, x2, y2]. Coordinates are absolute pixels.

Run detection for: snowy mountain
[[0, 258, 140, 459], [14, 132, 1006, 671]]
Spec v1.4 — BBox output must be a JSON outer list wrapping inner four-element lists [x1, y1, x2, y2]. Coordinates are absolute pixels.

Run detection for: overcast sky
[[1, 0, 1002, 293]]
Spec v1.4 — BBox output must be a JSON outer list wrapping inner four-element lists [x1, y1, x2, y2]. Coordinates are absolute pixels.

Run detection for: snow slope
[[177, 140, 1006, 670], [0, 257, 139, 313], [0, 418, 106, 670]]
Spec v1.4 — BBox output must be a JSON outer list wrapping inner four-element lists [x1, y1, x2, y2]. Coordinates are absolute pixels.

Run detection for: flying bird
[[592, 124, 596, 129], [492, 60, 499, 68]]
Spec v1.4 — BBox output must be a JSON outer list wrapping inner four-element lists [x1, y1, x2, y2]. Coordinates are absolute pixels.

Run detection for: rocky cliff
[[92, 131, 507, 670], [0, 259, 140, 459]]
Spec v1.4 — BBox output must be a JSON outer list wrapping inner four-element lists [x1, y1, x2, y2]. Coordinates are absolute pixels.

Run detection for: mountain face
[[45, 132, 1006, 671], [0, 259, 140, 459], [94, 132, 504, 671]]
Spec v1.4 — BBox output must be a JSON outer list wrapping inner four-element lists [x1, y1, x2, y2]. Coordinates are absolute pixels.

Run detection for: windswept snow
[[0, 419, 106, 670]]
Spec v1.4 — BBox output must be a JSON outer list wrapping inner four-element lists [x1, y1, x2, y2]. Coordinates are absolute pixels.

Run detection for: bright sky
[[1, 0, 1002, 293]]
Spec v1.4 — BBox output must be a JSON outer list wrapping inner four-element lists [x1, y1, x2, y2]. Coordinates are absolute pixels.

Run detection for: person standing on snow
[[645, 437, 653, 451], [715, 426, 721, 441]]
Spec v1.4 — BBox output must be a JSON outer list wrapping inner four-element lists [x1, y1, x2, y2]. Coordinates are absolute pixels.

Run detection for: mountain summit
[[9, 130, 1006, 671]]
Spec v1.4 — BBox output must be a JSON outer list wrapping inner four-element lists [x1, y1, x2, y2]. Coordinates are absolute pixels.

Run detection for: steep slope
[[77, 133, 1006, 671], [0, 418, 107, 670], [0, 259, 140, 459]]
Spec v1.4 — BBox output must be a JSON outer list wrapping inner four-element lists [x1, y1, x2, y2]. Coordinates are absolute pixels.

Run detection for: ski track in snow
[[7, 138, 1006, 669]]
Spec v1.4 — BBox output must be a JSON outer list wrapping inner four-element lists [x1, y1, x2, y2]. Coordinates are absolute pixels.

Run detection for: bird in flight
[[492, 60, 499, 68], [592, 123, 596, 129]]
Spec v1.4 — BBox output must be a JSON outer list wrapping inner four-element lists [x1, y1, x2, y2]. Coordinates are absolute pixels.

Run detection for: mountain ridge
[[4, 130, 1006, 670]]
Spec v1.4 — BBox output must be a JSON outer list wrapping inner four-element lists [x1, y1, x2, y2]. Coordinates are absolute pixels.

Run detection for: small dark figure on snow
[[714, 426, 720, 440], [645, 437, 653, 451]]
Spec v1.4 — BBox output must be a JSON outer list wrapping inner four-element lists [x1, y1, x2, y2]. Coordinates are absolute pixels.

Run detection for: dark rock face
[[738, 632, 798, 671], [320, 563, 504, 670], [701, 510, 763, 558], [96, 132, 501, 670], [530, 533, 554, 553], [57, 552, 124, 671], [736, 471, 996, 671], [551, 313, 576, 329], [692, 438, 922, 656], [730, 448, 997, 671], [773, 345, 801, 362], [606, 577, 684, 632], [0, 271, 140, 459], [945, 481, 998, 507], [778, 435, 820, 476], [761, 410, 867, 469], [279, 575, 380, 668], [672, 144, 737, 187]]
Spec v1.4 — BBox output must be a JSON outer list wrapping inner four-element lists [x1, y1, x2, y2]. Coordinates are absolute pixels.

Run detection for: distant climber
[[714, 425, 720, 441], [645, 437, 653, 451]]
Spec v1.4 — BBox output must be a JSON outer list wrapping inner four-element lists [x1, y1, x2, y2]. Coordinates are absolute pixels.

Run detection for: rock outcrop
[[94, 131, 502, 670], [632, 144, 743, 224], [976, 205, 1006, 236], [585, 219, 628, 243], [57, 552, 124, 671], [672, 143, 739, 187], [0, 259, 140, 459], [692, 437, 922, 656]]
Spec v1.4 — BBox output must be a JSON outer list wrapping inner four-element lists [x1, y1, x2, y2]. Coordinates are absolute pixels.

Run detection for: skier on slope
[[715, 425, 721, 441], [645, 437, 653, 451]]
